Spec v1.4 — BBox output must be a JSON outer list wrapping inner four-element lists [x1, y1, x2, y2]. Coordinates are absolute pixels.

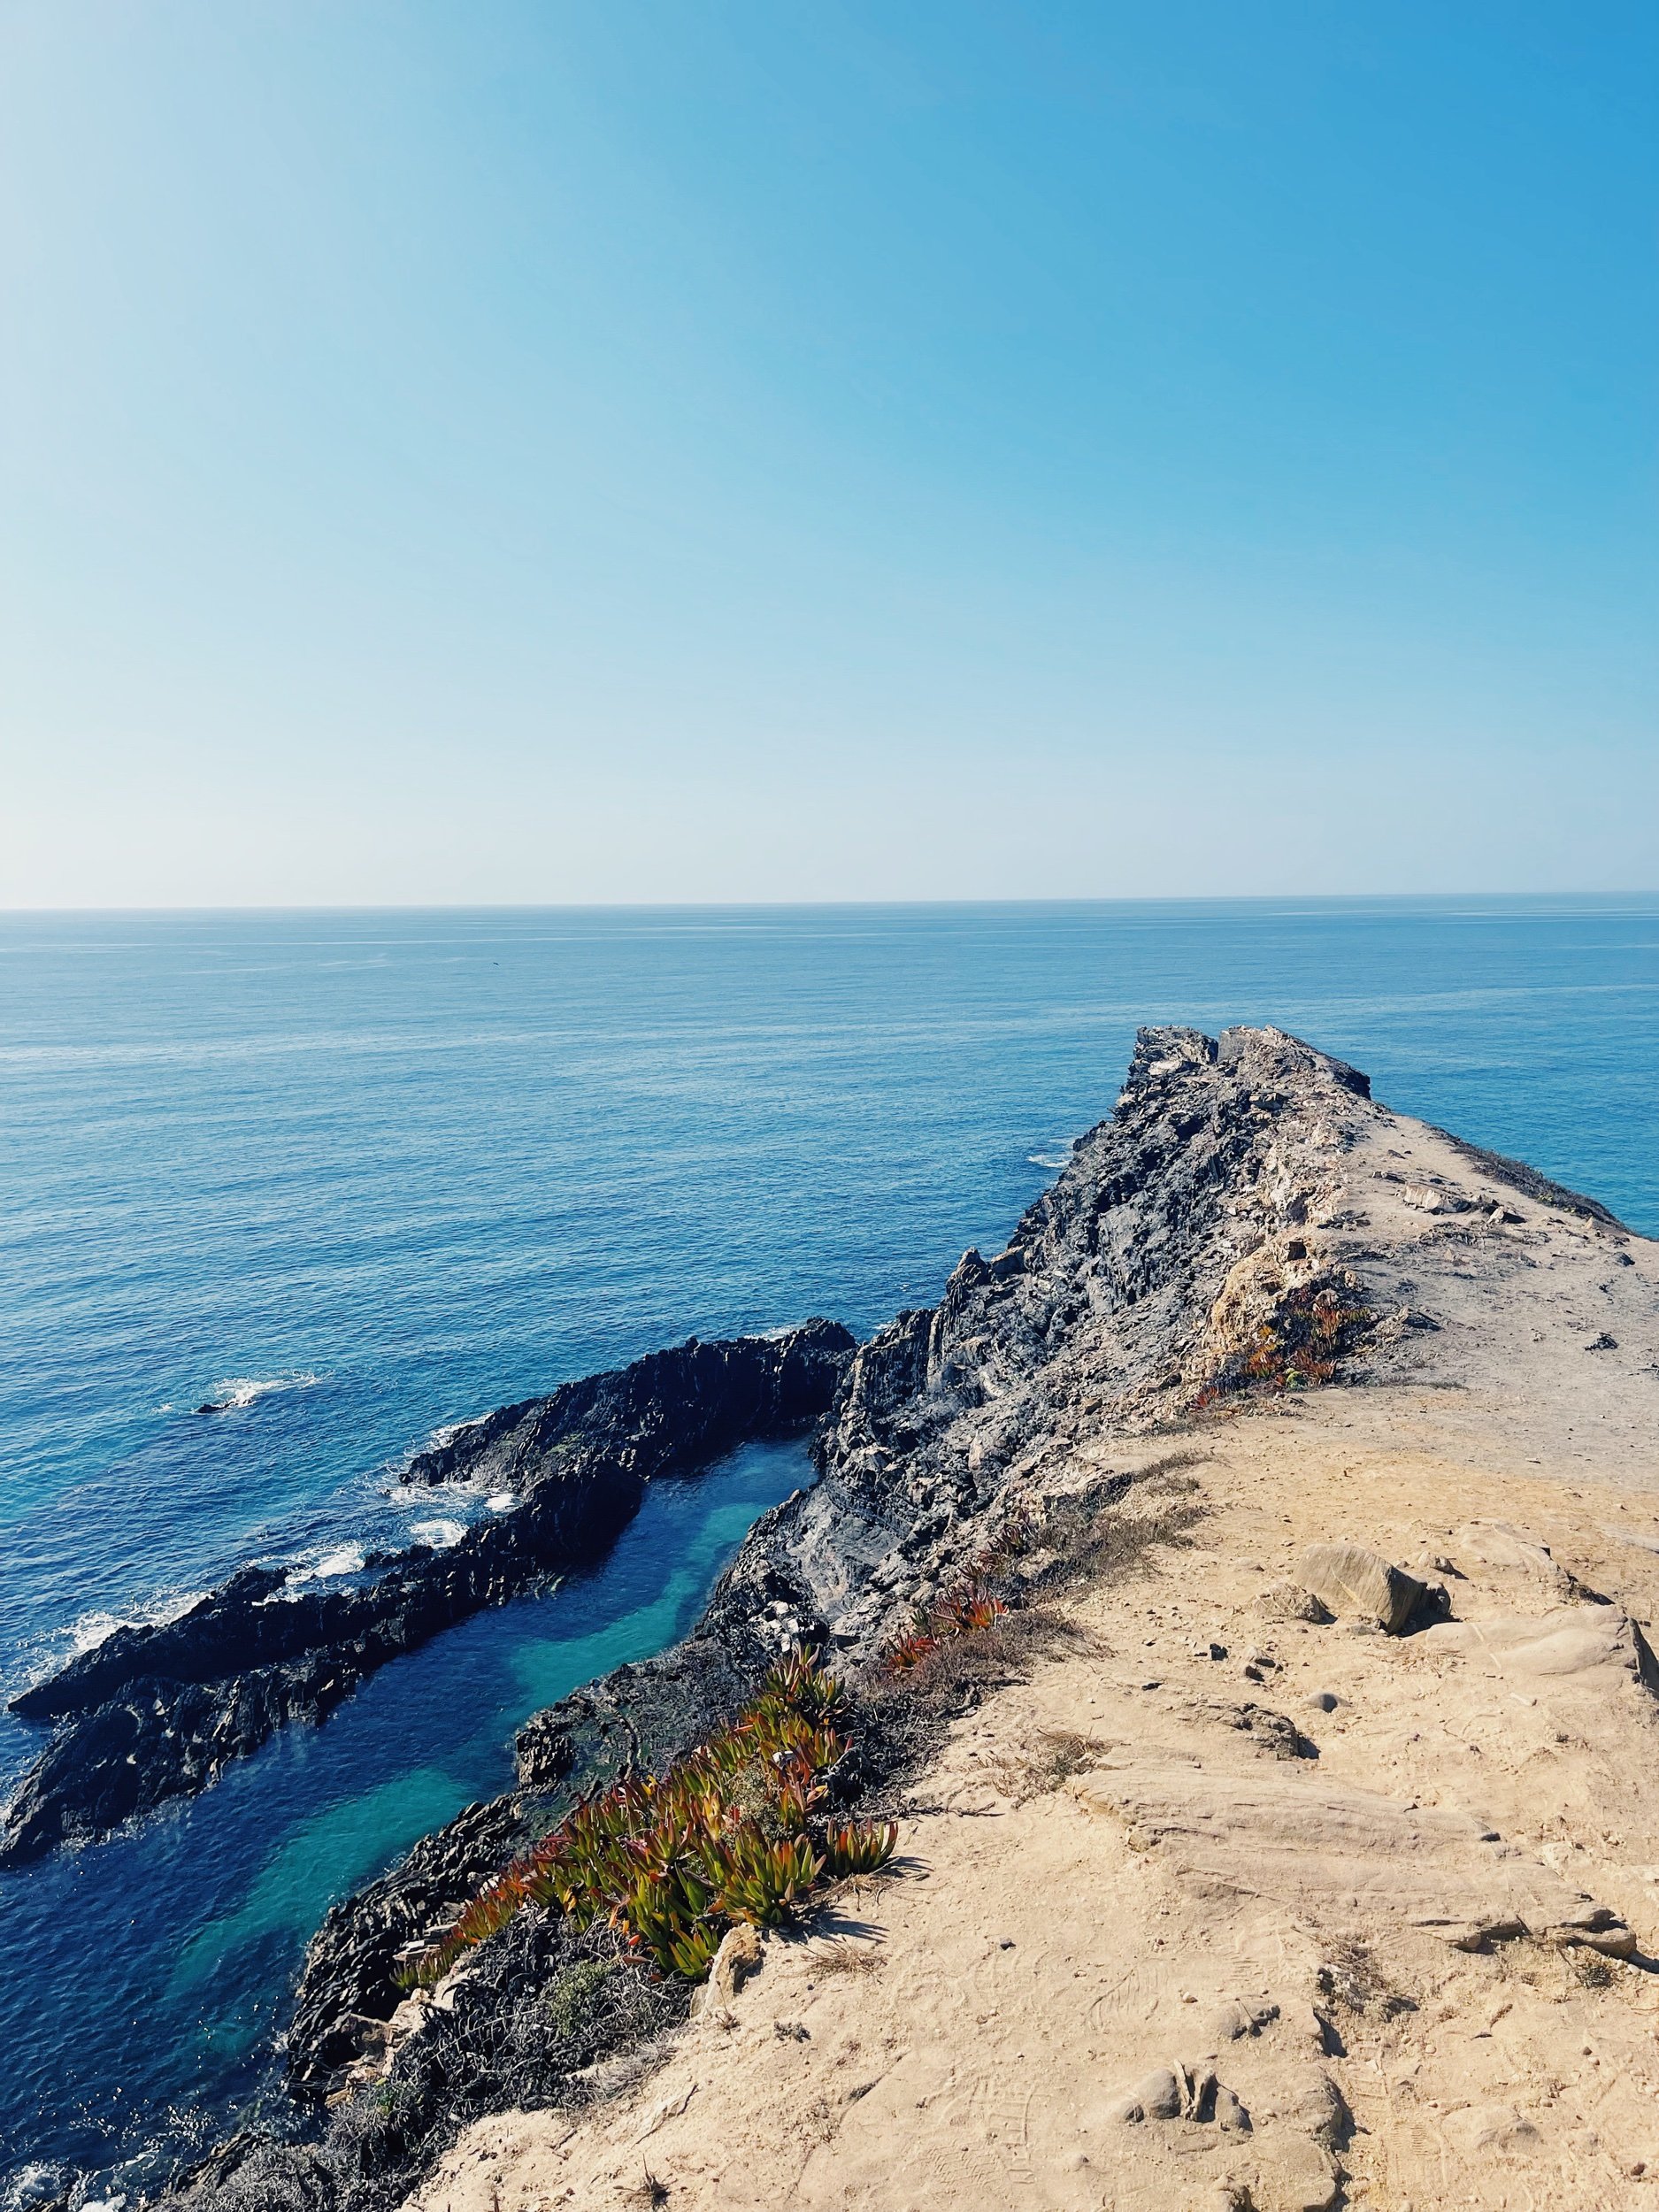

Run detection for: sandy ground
[[402, 1110, 1659, 2212]]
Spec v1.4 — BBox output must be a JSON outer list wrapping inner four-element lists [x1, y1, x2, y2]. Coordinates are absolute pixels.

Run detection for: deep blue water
[[2, 898, 1656, 2204]]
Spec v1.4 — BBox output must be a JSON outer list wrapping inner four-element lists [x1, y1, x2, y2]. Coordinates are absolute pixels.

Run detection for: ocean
[[2, 897, 1656, 2203]]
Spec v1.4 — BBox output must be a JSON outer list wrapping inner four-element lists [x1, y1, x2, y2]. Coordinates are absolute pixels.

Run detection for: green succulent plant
[[398, 1652, 889, 1990]]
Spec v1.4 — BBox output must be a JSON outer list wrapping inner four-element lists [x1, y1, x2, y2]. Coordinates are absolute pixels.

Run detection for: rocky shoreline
[[23, 1021, 1645, 2212], [1, 1325, 853, 1868]]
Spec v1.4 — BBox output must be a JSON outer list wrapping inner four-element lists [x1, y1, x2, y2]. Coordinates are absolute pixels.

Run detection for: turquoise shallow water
[[1, 898, 1655, 2199]]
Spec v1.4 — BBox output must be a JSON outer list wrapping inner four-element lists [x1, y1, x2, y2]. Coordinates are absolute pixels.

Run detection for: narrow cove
[[0, 1437, 812, 2204]]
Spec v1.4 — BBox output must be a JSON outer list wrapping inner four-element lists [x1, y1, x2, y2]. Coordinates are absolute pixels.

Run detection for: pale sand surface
[[403, 1110, 1659, 2212]]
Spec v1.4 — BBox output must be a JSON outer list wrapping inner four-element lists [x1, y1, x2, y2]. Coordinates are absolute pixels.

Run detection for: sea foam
[[202, 1371, 319, 1411], [408, 1518, 465, 1549]]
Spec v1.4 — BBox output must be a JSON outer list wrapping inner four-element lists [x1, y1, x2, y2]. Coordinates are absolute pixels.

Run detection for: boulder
[[1299, 1541, 1425, 1633], [1402, 1183, 1471, 1215]]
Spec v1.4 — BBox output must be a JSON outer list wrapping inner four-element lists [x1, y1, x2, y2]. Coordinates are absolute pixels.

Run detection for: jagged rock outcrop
[[769, 1024, 1383, 1645], [1, 1324, 854, 1867]]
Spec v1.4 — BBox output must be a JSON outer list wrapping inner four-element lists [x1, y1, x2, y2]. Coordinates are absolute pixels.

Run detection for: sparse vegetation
[[886, 1583, 1008, 1672], [1194, 1280, 1373, 1409], [398, 1653, 896, 1992], [991, 1726, 1104, 1802], [1037, 1466, 1206, 1590], [809, 1939, 885, 1978], [541, 1955, 614, 2039]]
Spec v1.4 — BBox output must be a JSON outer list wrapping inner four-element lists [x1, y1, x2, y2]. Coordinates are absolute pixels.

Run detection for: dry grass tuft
[[991, 1728, 1106, 1803], [809, 1939, 886, 1979]]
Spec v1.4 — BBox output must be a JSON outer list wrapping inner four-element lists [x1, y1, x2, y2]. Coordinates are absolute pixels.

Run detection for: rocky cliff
[[267, 1028, 1431, 2115]]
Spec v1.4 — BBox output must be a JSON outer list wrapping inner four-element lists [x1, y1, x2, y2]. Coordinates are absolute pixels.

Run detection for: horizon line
[[3, 888, 1658, 919]]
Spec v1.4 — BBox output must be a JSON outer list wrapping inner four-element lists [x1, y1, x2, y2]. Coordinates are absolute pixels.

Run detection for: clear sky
[[2, 3, 1655, 905]]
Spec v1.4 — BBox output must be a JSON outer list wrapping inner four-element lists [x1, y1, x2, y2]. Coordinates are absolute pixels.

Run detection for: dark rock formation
[[1, 1323, 854, 1867], [286, 1797, 527, 2101]]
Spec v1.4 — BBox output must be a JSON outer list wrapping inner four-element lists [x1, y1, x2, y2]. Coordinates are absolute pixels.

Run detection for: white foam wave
[[400, 1477, 484, 1511], [1027, 1151, 1071, 1171], [485, 1491, 517, 1514], [2, 2163, 65, 2212], [423, 1414, 482, 1453], [409, 1518, 465, 1549], [70, 1610, 127, 1655], [67, 1588, 205, 1655], [290, 1546, 365, 1583], [204, 1371, 319, 1411]]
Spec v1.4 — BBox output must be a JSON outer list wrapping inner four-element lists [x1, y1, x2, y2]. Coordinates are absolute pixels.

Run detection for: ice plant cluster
[[885, 1582, 1008, 1673], [399, 1653, 895, 1989]]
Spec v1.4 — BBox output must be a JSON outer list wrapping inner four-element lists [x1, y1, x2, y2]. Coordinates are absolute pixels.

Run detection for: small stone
[[1308, 1691, 1340, 1713], [1256, 1582, 1333, 1625], [1209, 1996, 1279, 2044], [1215, 2085, 1252, 2132], [1110, 2066, 1184, 2123]]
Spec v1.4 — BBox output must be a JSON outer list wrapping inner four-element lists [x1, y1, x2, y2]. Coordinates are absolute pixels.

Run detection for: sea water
[[2, 898, 1655, 2198]]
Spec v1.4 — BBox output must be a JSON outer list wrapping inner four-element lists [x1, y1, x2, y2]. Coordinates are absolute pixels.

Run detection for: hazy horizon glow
[[2, 4, 1655, 906]]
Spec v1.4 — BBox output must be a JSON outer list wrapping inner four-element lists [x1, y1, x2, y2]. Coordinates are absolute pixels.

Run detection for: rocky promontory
[[87, 1024, 1659, 2212], [184, 1027, 1427, 2162]]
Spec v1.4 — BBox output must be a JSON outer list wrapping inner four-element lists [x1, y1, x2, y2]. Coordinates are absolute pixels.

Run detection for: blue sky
[[2, 3, 1655, 902]]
